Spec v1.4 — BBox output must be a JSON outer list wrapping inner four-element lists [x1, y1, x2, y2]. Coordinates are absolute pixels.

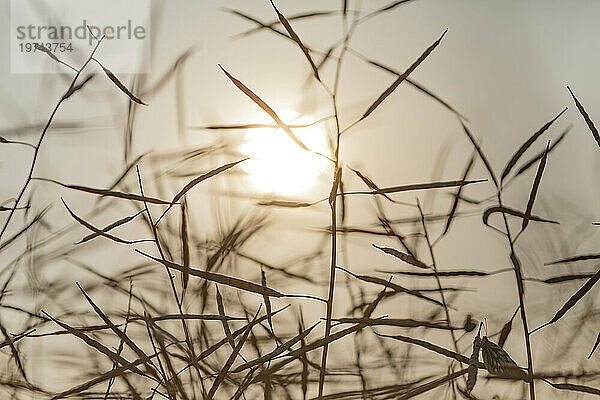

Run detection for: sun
[[241, 111, 330, 196]]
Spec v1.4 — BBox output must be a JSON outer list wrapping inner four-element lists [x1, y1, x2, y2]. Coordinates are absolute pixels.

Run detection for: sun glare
[[241, 111, 330, 196]]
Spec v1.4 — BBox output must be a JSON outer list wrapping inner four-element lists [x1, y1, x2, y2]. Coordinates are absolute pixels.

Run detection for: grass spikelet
[[269, 0, 321, 81], [467, 332, 481, 393], [521, 140, 551, 231], [372, 244, 429, 269], [567, 85, 600, 148]]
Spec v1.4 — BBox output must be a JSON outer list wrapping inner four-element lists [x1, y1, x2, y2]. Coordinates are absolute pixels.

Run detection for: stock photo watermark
[[10, 0, 151, 73]]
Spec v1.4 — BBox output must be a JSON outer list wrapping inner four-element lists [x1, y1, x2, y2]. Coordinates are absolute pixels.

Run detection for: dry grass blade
[[41, 311, 144, 375], [443, 152, 476, 235], [62, 75, 95, 100], [215, 285, 235, 350], [260, 267, 275, 336], [270, 0, 321, 81], [257, 200, 316, 208], [350, 166, 396, 203], [76, 210, 144, 244], [138, 251, 284, 297], [483, 206, 558, 227], [51, 357, 150, 399], [567, 86, 600, 148], [0, 207, 48, 252], [219, 64, 309, 150], [459, 120, 499, 187], [180, 200, 190, 291], [253, 323, 367, 383], [361, 29, 447, 120], [379, 269, 493, 277], [589, 332, 600, 359], [396, 368, 469, 400], [498, 307, 519, 348], [172, 158, 248, 204], [338, 266, 443, 306], [347, 178, 485, 195], [531, 268, 600, 334], [373, 244, 429, 269], [194, 306, 288, 364], [61, 199, 146, 245], [366, 0, 417, 18], [349, 49, 468, 120], [513, 125, 570, 179], [546, 254, 600, 265], [547, 382, 600, 396], [332, 317, 458, 330], [75, 284, 157, 375], [522, 141, 550, 231], [0, 321, 27, 382], [34, 43, 61, 63], [206, 308, 260, 399], [539, 274, 595, 284], [467, 334, 481, 393], [500, 108, 566, 182], [237, 10, 337, 37], [194, 121, 321, 130], [33, 177, 171, 204], [374, 332, 478, 366], [232, 321, 320, 373], [97, 63, 147, 105]]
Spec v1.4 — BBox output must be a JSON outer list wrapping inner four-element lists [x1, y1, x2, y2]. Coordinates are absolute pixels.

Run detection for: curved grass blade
[[500, 108, 566, 182], [483, 206, 558, 228]]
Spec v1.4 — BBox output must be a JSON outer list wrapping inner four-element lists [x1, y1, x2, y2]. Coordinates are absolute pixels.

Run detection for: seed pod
[[467, 334, 481, 393], [463, 314, 477, 333], [481, 336, 525, 378]]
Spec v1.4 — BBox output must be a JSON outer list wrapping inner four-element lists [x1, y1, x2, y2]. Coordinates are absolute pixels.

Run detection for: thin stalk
[[0, 34, 105, 244]]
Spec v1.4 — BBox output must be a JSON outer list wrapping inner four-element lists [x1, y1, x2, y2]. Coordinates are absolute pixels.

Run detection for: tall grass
[[1, 1, 600, 399]]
